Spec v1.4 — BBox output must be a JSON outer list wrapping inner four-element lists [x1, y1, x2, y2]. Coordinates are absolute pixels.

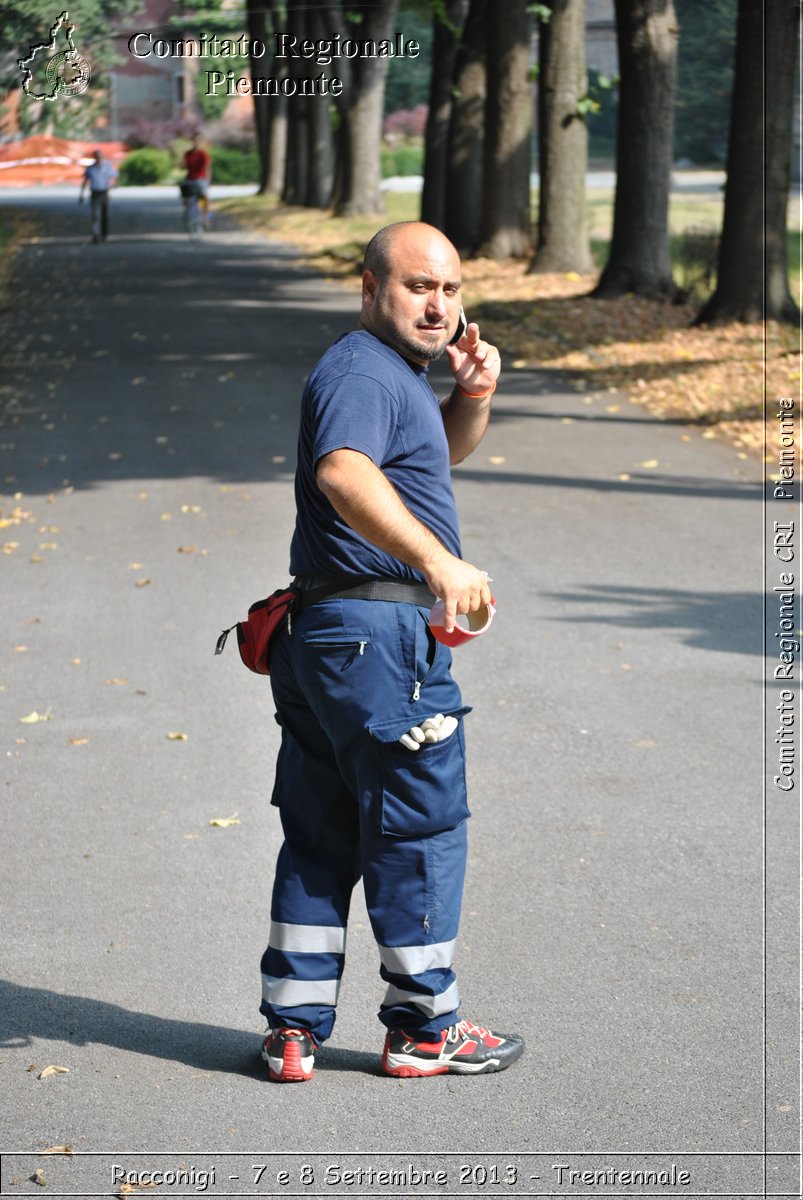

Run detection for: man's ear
[[362, 269, 378, 306]]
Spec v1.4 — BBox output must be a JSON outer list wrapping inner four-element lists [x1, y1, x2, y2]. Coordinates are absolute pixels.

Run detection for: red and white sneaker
[[261, 1027, 317, 1082], [381, 1019, 524, 1077]]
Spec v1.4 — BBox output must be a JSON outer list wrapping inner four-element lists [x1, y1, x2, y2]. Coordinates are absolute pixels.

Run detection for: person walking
[[259, 221, 524, 1083], [79, 149, 117, 243]]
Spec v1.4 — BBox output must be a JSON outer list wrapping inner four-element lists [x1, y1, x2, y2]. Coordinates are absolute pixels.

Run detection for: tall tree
[[282, 0, 311, 205], [247, 0, 287, 196], [280, 0, 337, 208], [443, 0, 487, 252], [697, 0, 800, 325], [531, 0, 593, 273], [421, 0, 470, 229], [593, 0, 678, 299], [478, 0, 533, 257], [331, 0, 399, 216]]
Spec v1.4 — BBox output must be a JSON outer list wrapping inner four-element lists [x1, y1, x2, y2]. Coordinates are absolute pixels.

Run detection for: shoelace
[[447, 1020, 491, 1043]]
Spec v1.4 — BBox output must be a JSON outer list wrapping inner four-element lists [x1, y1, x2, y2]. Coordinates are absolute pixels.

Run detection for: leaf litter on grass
[[215, 196, 793, 461]]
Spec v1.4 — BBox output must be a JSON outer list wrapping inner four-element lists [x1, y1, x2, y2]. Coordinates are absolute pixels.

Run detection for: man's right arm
[[316, 448, 491, 632]]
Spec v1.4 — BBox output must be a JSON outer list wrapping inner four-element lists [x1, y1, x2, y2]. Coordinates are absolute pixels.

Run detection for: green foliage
[[385, 2, 433, 115], [381, 140, 425, 177], [674, 0, 737, 164], [164, 7, 250, 124], [210, 147, 260, 184], [194, 50, 249, 120], [118, 147, 172, 185], [586, 69, 619, 162], [527, 3, 552, 23], [3, 0, 137, 134]]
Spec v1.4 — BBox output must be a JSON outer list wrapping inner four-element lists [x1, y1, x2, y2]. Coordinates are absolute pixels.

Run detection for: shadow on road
[[0, 981, 379, 1078], [543, 583, 761, 656]]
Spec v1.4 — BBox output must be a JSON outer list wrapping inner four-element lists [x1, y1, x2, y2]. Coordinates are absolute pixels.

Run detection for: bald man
[[259, 222, 524, 1082]]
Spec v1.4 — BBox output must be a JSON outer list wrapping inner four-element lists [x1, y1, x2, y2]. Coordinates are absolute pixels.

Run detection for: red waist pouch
[[214, 586, 298, 675]]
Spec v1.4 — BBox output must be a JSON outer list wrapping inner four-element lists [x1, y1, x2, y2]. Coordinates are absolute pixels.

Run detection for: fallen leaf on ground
[[105, 678, 128, 685], [40, 1145, 74, 1155], [38, 1064, 69, 1079], [29, 1168, 47, 1186], [209, 815, 240, 828], [177, 545, 196, 554], [166, 731, 188, 741], [68, 737, 90, 746], [134, 578, 151, 588], [20, 709, 53, 724]]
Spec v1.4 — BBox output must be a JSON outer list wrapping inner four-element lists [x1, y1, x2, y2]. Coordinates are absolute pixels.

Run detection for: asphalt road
[[0, 186, 797, 1197]]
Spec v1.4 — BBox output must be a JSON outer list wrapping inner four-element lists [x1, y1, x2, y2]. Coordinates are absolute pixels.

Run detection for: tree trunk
[[421, 0, 470, 229], [592, 0, 678, 298], [444, 0, 488, 253], [531, 0, 593, 273], [266, 0, 288, 197], [282, 0, 308, 205], [332, 0, 398, 217], [696, 0, 800, 325], [267, 96, 288, 197], [247, 0, 271, 194], [479, 0, 533, 258], [305, 5, 335, 208]]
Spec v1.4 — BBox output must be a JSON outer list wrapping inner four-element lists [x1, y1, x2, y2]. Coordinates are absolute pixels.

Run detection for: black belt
[[294, 575, 436, 610]]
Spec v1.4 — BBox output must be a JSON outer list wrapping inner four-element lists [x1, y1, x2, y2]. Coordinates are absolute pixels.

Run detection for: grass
[[216, 183, 801, 461]]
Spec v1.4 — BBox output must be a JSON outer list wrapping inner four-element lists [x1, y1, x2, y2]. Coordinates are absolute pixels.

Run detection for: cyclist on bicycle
[[181, 133, 211, 229]]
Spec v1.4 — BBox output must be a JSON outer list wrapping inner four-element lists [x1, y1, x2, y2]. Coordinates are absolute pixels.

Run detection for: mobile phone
[[450, 307, 468, 345]]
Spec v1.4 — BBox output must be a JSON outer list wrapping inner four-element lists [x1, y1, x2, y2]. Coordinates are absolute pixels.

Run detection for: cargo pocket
[[367, 707, 472, 837]]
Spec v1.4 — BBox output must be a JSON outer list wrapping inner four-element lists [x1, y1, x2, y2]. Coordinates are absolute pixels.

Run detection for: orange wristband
[[456, 380, 497, 401]]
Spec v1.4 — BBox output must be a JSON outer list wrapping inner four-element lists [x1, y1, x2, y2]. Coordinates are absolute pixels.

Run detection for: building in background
[[108, 0, 199, 140]]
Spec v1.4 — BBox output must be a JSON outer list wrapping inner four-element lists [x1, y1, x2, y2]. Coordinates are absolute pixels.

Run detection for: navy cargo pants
[[260, 596, 471, 1044]]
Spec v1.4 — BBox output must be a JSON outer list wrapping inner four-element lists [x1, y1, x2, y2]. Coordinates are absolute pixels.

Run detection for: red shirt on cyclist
[[183, 137, 211, 182]]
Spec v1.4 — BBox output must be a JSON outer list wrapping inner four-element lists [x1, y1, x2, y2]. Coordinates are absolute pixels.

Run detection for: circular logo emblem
[[46, 51, 91, 97]]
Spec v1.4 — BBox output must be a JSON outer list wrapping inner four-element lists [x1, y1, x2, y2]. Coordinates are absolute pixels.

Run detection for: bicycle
[[179, 179, 204, 239]]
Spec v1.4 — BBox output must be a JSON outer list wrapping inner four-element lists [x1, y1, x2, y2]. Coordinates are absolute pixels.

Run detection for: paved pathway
[[0, 187, 796, 1198]]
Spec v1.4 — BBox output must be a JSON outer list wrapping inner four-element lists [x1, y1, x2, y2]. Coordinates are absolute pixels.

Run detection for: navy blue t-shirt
[[289, 330, 461, 580]]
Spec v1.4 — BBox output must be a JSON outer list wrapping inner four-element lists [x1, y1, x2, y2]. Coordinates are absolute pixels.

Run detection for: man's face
[[361, 230, 462, 366]]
